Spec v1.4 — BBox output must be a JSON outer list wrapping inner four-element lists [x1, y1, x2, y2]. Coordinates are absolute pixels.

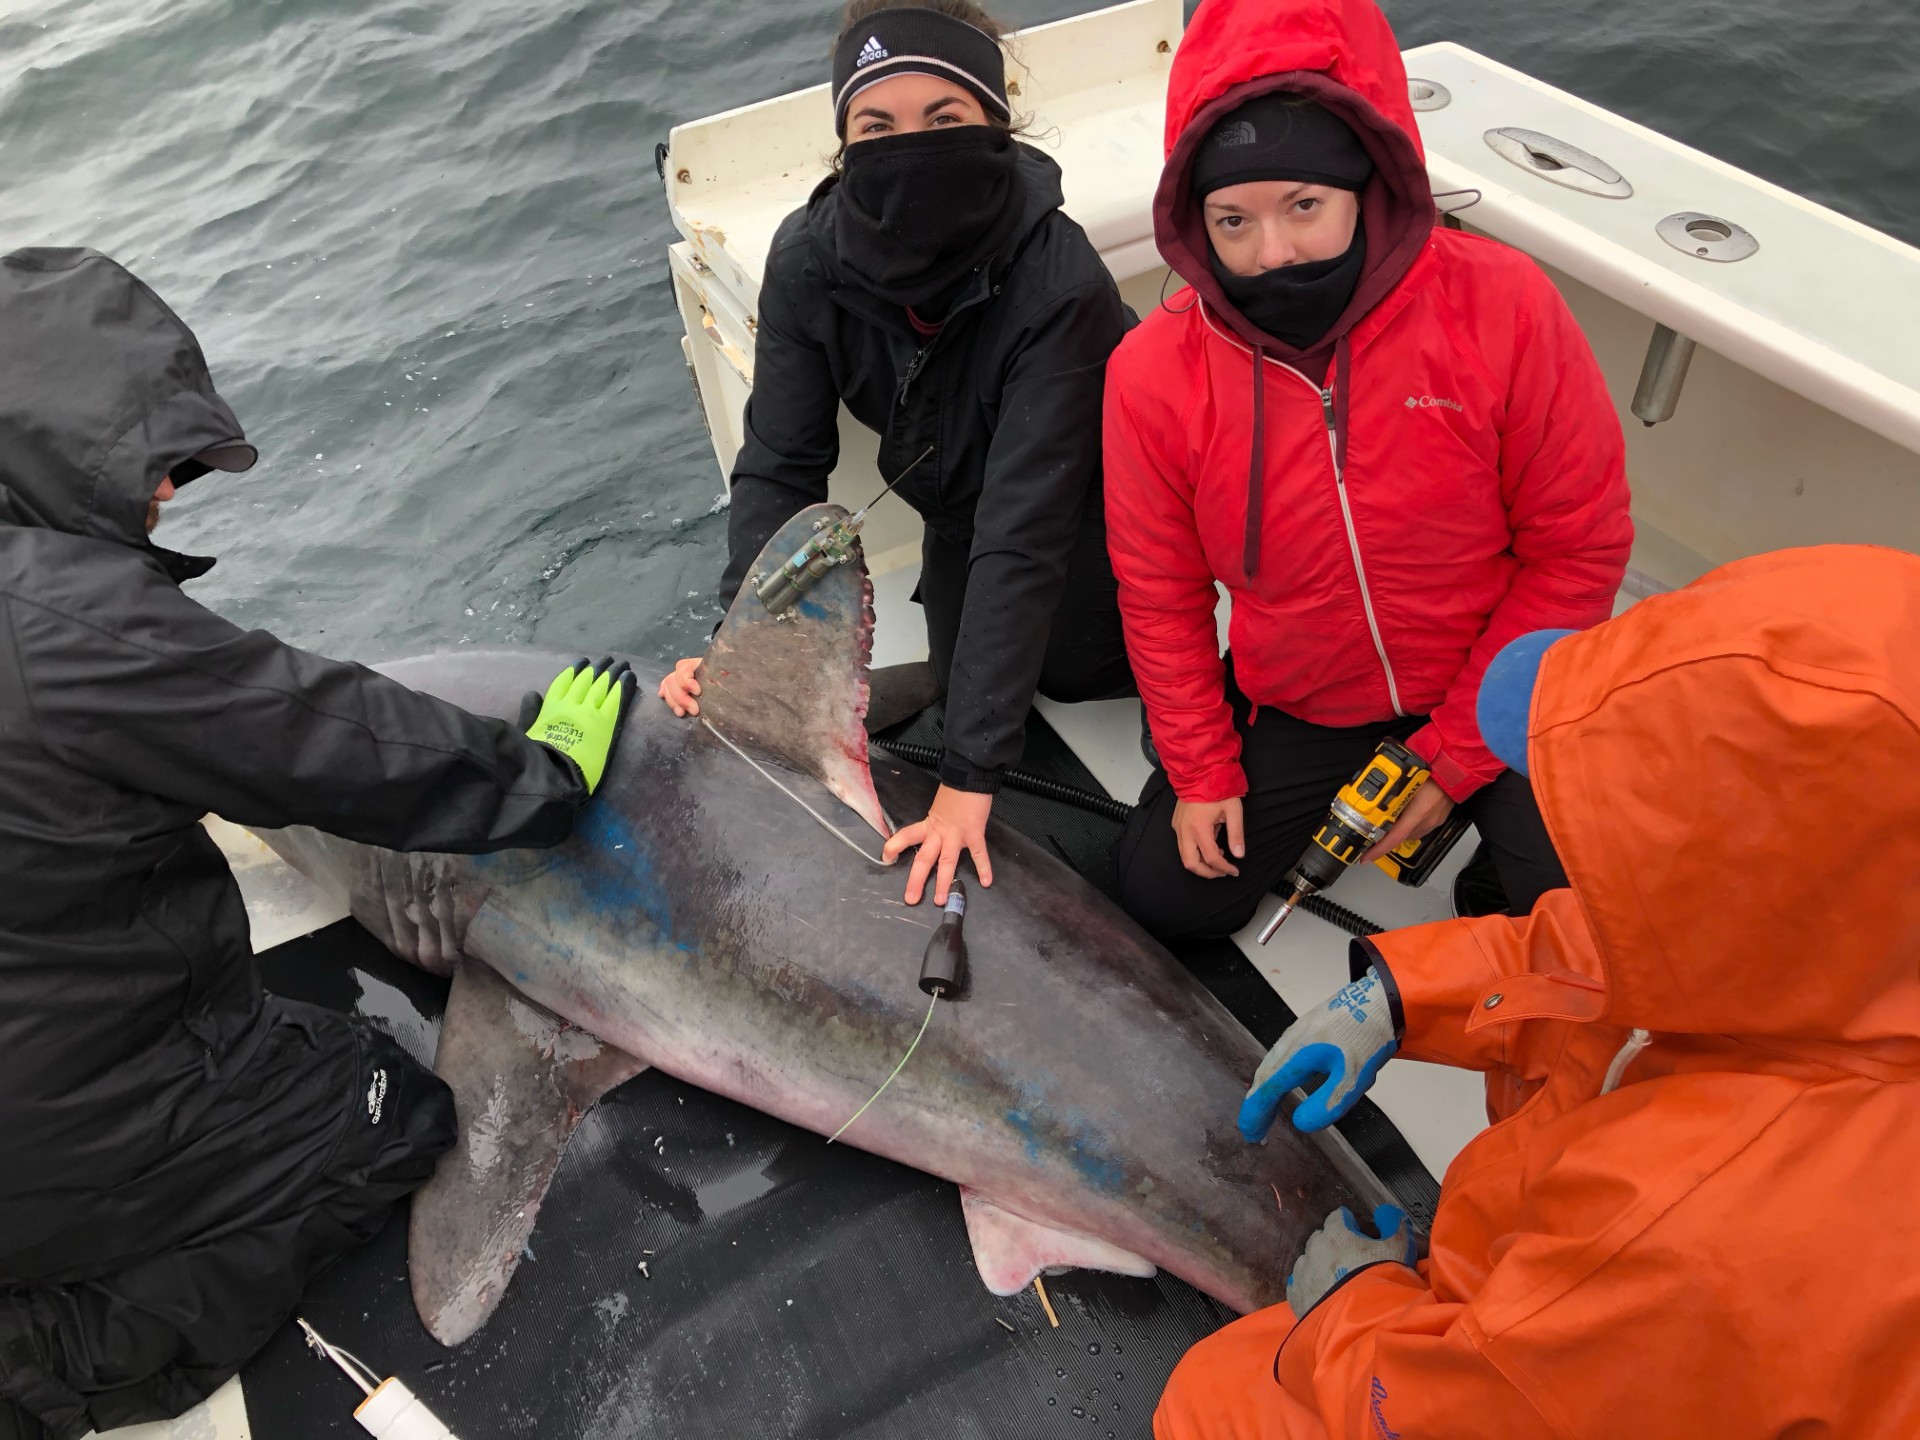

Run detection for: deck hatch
[[1483, 126, 1633, 199]]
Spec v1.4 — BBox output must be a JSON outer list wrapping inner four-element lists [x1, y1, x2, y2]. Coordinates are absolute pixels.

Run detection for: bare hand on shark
[[882, 784, 994, 906]]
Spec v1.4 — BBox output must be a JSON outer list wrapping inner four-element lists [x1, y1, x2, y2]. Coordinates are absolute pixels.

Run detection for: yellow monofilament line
[[827, 992, 939, 1144]]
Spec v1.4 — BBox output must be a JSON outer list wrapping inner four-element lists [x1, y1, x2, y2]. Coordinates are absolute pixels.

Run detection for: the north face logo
[[856, 35, 889, 67], [1215, 120, 1257, 147], [366, 1068, 388, 1125], [1405, 394, 1464, 413]]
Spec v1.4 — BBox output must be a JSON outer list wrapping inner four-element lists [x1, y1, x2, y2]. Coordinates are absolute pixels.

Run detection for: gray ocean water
[[5, 0, 1915, 664]]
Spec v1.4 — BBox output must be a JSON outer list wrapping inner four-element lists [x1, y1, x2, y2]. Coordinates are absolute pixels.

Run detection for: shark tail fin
[[409, 961, 648, 1346]]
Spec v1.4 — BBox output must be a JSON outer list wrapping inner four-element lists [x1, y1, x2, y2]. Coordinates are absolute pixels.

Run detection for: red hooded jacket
[[1105, 0, 1633, 803], [1153, 544, 1920, 1438]]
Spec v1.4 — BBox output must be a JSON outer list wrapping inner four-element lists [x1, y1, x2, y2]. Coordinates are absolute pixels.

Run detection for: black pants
[[1116, 664, 1567, 941], [918, 506, 1136, 708], [0, 1004, 454, 1439]]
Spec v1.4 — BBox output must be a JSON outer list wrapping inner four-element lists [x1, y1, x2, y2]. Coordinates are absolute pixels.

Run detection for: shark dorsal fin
[[695, 503, 891, 839]]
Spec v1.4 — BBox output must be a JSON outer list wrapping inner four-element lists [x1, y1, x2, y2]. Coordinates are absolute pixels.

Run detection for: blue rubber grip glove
[[1239, 965, 1399, 1141], [1286, 1203, 1418, 1317]]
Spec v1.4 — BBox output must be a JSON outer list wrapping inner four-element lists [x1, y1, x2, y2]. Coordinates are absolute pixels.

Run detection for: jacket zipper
[[1316, 381, 1405, 717], [898, 342, 935, 407], [889, 275, 994, 477], [1198, 303, 1405, 715]]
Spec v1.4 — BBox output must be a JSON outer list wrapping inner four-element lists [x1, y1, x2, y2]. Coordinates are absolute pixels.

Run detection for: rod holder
[[1631, 324, 1696, 427]]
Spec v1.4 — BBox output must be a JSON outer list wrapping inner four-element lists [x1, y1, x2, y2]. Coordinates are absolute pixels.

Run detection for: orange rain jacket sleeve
[[1156, 543, 1920, 1440]]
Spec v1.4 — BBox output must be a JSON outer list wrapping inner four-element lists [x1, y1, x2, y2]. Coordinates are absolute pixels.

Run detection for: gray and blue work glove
[[1239, 964, 1400, 1140], [1287, 1203, 1418, 1317]]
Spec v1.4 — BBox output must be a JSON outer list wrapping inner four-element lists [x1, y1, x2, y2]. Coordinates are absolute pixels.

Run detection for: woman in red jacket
[[1104, 0, 1633, 939]]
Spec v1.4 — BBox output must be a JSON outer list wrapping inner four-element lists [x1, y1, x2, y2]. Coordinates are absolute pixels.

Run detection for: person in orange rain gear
[[1156, 543, 1920, 1440]]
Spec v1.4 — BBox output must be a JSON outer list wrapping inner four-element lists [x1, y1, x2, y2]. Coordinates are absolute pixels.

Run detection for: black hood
[[804, 141, 1068, 299], [0, 248, 254, 578]]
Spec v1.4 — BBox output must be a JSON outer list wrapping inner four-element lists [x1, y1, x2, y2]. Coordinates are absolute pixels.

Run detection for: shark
[[256, 504, 1394, 1346]]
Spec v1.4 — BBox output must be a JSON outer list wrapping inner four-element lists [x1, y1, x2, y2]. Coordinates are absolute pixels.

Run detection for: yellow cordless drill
[[1257, 737, 1470, 944]]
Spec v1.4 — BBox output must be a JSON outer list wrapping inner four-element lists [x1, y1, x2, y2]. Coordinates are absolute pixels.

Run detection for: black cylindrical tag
[[918, 879, 969, 998]]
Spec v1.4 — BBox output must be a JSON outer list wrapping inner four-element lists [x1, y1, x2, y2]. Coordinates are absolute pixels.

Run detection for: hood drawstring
[[1244, 346, 1266, 578], [1600, 1028, 1654, 1095]]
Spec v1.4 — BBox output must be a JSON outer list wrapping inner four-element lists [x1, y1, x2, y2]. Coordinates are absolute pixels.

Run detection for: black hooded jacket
[[720, 145, 1130, 791], [0, 249, 587, 1284]]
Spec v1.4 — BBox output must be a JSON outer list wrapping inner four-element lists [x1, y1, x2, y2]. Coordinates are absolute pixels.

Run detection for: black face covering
[[832, 126, 1026, 310], [1209, 220, 1367, 351]]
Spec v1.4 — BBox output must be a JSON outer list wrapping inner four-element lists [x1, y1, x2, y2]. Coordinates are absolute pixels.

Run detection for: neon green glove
[[525, 657, 636, 794]]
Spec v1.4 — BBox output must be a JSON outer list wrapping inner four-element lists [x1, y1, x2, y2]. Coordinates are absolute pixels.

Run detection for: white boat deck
[[1405, 42, 1920, 454]]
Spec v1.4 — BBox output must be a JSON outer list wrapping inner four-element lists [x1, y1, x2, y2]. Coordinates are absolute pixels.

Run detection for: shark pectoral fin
[[409, 962, 648, 1346], [695, 503, 893, 841], [958, 1189, 1158, 1296]]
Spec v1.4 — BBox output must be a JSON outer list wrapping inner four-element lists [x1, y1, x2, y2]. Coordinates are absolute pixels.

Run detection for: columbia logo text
[[366, 1068, 388, 1125], [1405, 394, 1464, 413], [1368, 1376, 1402, 1439], [856, 36, 888, 67]]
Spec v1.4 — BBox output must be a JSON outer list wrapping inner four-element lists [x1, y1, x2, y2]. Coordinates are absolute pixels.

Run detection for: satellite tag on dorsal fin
[[696, 502, 892, 839]]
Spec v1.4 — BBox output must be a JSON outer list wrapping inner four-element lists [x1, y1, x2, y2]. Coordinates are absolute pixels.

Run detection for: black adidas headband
[[831, 9, 1011, 138]]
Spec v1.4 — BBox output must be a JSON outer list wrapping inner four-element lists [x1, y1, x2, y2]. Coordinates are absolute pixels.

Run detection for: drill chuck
[[1258, 737, 1432, 946]]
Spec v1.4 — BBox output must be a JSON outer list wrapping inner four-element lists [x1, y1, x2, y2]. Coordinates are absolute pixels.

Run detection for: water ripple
[[3, 0, 1912, 668]]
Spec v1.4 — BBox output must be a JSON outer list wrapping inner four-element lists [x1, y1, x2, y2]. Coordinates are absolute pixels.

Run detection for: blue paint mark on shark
[[1003, 1102, 1127, 1196], [533, 803, 697, 954], [1004, 1107, 1044, 1164]]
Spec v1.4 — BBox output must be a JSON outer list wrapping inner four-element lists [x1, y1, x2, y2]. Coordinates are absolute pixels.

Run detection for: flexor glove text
[[526, 657, 635, 794]]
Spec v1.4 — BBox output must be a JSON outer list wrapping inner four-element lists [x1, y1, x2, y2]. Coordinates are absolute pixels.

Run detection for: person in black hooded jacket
[[0, 249, 634, 1440], [658, 0, 1135, 909]]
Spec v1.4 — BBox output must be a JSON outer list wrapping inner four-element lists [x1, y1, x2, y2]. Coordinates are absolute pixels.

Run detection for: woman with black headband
[[660, 0, 1134, 908], [1104, 0, 1634, 943]]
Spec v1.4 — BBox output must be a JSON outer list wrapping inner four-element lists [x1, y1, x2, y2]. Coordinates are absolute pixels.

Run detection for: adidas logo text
[[857, 36, 889, 67]]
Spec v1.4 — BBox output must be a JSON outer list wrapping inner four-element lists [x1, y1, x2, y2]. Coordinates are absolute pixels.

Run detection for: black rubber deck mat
[[237, 703, 1436, 1435], [249, 922, 1231, 1438]]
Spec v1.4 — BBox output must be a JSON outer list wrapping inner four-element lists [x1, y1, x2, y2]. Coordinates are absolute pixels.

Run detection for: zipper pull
[[1320, 387, 1346, 486], [899, 345, 931, 406]]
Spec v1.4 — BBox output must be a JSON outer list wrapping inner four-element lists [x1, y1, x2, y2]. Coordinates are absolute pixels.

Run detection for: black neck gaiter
[[1209, 221, 1367, 351], [832, 127, 1027, 310]]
